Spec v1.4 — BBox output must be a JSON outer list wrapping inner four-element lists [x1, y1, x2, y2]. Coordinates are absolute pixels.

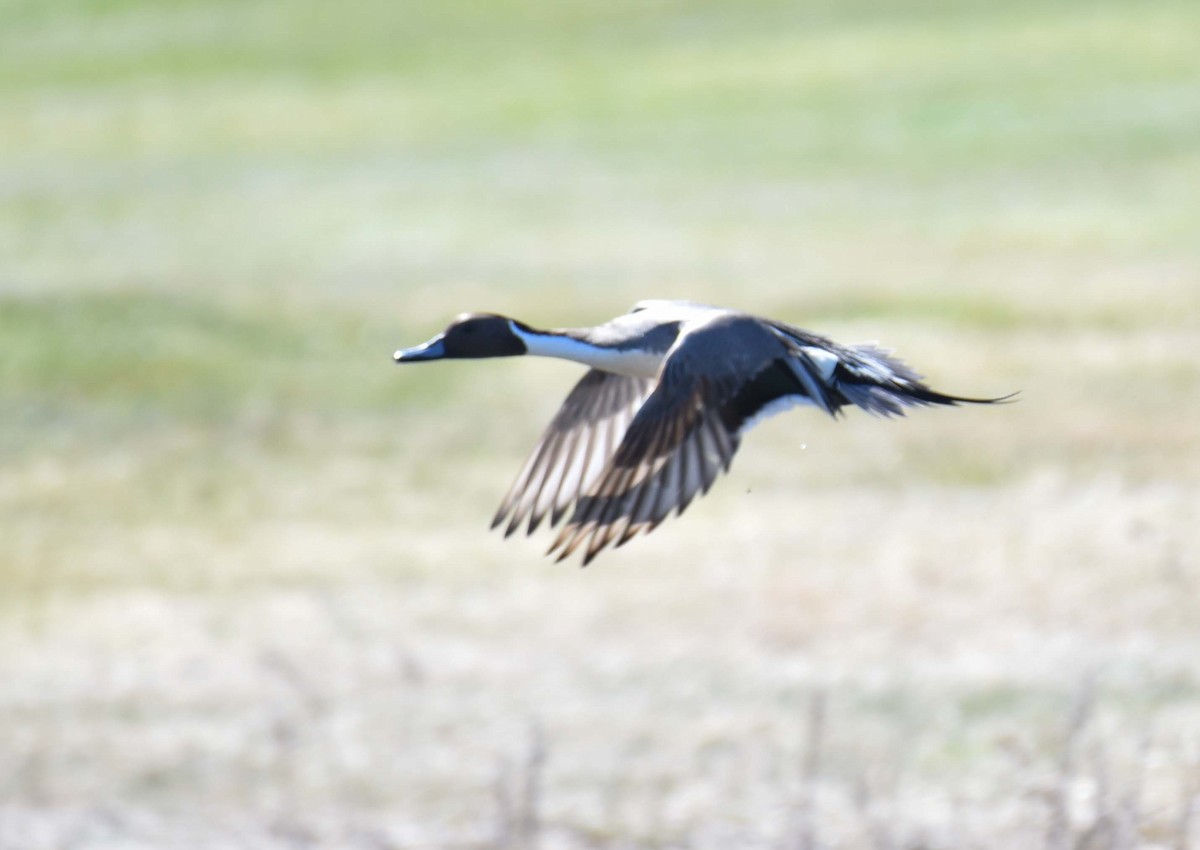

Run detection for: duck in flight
[[394, 300, 1010, 565]]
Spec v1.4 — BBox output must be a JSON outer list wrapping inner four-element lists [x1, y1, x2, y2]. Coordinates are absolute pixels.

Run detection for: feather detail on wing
[[547, 376, 739, 565], [498, 314, 1012, 566], [545, 314, 826, 565], [491, 369, 656, 537]]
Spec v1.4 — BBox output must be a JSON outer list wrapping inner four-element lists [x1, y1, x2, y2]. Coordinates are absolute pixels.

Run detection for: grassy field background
[[3, 0, 1200, 847]]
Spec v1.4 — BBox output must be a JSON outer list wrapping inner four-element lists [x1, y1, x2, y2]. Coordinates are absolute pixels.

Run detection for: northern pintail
[[394, 300, 1010, 564]]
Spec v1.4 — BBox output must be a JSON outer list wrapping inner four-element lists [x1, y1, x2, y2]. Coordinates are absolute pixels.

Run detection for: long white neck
[[509, 322, 663, 378]]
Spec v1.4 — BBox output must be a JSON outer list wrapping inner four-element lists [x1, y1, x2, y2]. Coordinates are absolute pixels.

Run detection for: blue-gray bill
[[393, 335, 447, 362]]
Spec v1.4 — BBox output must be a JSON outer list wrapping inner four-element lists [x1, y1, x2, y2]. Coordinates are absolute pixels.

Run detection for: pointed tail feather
[[838, 380, 1017, 417]]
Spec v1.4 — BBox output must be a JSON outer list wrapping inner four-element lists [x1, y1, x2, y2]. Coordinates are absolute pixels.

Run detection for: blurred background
[[2, 0, 1199, 847]]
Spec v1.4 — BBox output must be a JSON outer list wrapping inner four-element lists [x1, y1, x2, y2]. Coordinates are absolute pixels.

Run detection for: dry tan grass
[[3, 406, 1199, 847]]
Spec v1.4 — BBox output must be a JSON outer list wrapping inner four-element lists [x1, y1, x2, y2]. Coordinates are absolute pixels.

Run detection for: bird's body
[[394, 300, 1009, 564]]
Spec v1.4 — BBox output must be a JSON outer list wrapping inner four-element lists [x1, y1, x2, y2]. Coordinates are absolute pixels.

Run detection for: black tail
[[831, 343, 1016, 417]]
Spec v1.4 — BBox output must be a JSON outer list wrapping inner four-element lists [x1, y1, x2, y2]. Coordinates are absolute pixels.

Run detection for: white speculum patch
[[800, 346, 840, 382]]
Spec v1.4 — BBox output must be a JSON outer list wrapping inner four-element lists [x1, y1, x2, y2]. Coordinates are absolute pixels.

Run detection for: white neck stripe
[[509, 323, 663, 378]]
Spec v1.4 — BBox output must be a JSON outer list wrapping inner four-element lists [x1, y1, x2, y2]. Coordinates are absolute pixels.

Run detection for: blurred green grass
[[5, 0, 1200, 284], [0, 292, 445, 421], [2, 0, 1199, 584]]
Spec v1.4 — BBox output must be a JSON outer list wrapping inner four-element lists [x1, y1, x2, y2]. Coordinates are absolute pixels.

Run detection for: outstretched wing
[[548, 315, 808, 565], [528, 314, 1013, 565], [492, 369, 656, 537], [546, 374, 739, 565]]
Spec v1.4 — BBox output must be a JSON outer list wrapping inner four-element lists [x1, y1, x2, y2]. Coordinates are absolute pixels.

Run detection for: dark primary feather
[[547, 377, 739, 565], [546, 314, 785, 564], [491, 369, 655, 537]]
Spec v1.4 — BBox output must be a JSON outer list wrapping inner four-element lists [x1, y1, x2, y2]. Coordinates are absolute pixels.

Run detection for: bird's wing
[[547, 318, 810, 565], [544, 316, 1013, 565], [492, 369, 656, 537], [546, 371, 740, 565]]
